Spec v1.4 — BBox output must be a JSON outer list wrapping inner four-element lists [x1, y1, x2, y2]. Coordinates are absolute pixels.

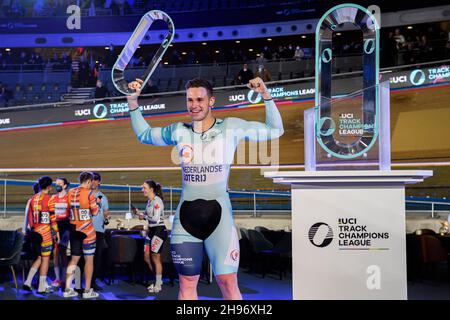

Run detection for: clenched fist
[[247, 77, 272, 100], [127, 78, 143, 111]]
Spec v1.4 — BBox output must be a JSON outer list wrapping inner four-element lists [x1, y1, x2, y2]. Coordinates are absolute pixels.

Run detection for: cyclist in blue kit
[[127, 77, 284, 300]]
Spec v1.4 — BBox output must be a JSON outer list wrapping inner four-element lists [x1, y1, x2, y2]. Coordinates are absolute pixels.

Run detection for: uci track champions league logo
[[308, 223, 334, 248], [409, 66, 450, 86], [93, 104, 108, 119], [308, 218, 390, 250]]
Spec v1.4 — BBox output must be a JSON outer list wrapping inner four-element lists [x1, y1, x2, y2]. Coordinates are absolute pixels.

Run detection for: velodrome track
[[1, 83, 450, 200]]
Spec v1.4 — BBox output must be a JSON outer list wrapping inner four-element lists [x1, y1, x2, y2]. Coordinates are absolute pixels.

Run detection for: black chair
[[415, 229, 437, 235], [255, 226, 269, 233], [247, 229, 273, 275], [261, 230, 285, 246], [108, 235, 138, 285], [259, 232, 292, 280], [130, 225, 144, 231], [0, 230, 24, 290], [417, 234, 449, 281], [20, 231, 40, 281]]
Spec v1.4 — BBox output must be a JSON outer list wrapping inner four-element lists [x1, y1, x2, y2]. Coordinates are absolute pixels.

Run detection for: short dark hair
[[38, 176, 53, 190], [32, 182, 40, 194], [92, 172, 101, 181], [79, 171, 94, 184], [56, 177, 70, 188], [185, 78, 213, 97]]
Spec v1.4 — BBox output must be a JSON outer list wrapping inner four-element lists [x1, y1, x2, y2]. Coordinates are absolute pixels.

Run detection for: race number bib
[[40, 212, 50, 224], [79, 209, 91, 221], [55, 203, 68, 216]]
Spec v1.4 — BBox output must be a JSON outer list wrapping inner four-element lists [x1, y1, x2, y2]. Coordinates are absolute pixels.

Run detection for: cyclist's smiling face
[[186, 87, 215, 122], [141, 182, 155, 199]]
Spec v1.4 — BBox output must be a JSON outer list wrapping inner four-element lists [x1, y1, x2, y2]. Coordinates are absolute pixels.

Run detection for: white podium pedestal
[[264, 170, 433, 300]]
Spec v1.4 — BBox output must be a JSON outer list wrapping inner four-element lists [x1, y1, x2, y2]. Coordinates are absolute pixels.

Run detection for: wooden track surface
[[1, 85, 450, 199]]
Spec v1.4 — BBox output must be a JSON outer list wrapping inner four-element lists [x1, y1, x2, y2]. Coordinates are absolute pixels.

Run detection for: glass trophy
[[304, 4, 390, 171], [111, 10, 175, 95]]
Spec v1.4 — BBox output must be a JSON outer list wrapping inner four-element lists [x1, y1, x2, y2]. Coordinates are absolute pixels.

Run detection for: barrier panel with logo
[[0, 64, 449, 131]]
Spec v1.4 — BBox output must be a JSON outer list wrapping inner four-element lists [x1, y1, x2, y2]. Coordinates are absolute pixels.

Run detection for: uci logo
[[247, 90, 262, 104], [0, 118, 10, 125], [75, 109, 91, 116], [308, 222, 334, 248], [229, 94, 245, 102], [389, 76, 407, 84], [409, 69, 426, 86], [93, 104, 108, 119]]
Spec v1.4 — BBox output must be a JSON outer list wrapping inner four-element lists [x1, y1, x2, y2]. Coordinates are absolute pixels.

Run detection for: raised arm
[[127, 79, 177, 146], [232, 77, 284, 142]]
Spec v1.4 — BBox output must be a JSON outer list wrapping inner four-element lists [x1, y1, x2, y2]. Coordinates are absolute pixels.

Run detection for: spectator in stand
[[51, 53, 62, 70], [418, 35, 431, 62], [186, 50, 197, 65], [394, 28, 406, 50], [109, 0, 132, 16], [44, 58, 52, 72], [105, 44, 116, 68], [142, 79, 159, 94], [262, 45, 272, 60], [32, 0, 44, 16], [61, 52, 72, 70], [255, 65, 272, 82], [129, 56, 140, 67], [92, 62, 100, 84], [294, 46, 304, 61], [137, 56, 146, 67], [285, 44, 295, 59], [8, 0, 26, 17], [273, 45, 285, 60], [88, 0, 96, 16], [94, 80, 109, 99], [170, 50, 182, 65], [236, 63, 254, 85], [79, 56, 90, 87], [383, 31, 398, 67], [54, 0, 67, 16], [255, 52, 267, 67], [403, 42, 418, 65], [35, 53, 44, 70], [71, 56, 80, 86], [19, 51, 28, 66]]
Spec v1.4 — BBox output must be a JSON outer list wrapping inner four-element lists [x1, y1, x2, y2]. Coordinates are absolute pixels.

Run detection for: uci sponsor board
[[0, 66, 448, 131]]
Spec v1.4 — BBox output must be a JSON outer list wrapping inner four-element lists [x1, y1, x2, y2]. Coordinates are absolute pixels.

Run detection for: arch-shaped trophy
[[111, 10, 175, 95], [305, 3, 391, 170]]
